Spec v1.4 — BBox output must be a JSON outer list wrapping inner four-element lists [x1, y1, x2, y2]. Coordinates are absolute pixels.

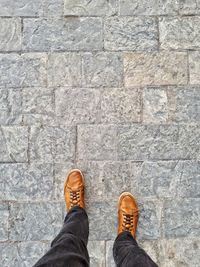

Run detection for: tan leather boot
[[64, 169, 85, 211], [118, 192, 139, 238]]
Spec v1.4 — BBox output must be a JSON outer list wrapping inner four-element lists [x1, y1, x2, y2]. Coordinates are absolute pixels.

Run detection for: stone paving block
[[77, 125, 117, 160], [160, 16, 200, 50], [101, 88, 141, 123], [55, 88, 101, 125], [77, 161, 132, 201], [137, 200, 162, 240], [0, 126, 28, 162], [64, 0, 117, 16], [9, 202, 63, 241], [0, 243, 18, 267], [0, 53, 47, 88], [189, 51, 200, 85], [179, 0, 200, 15], [131, 161, 200, 198], [22, 88, 55, 126], [23, 18, 102, 51], [159, 238, 200, 267], [48, 53, 82, 87], [0, 18, 21, 51], [117, 124, 200, 160], [0, 0, 44, 16], [143, 88, 168, 123], [88, 241, 105, 267], [119, 0, 178, 15], [43, 0, 63, 17], [82, 52, 123, 87], [87, 200, 117, 240], [104, 17, 158, 51], [124, 52, 187, 87], [163, 199, 200, 238], [0, 203, 9, 241], [0, 163, 54, 200], [0, 89, 22, 125], [30, 126, 76, 163], [106, 241, 115, 267]]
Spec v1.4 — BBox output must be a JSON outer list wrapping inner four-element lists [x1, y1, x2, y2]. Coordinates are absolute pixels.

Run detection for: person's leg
[[113, 192, 158, 267], [33, 169, 89, 267]]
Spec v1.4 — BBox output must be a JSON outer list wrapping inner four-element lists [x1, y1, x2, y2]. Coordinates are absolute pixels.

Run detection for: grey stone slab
[[0, 54, 47, 88], [9, 202, 63, 241], [124, 52, 187, 87], [48, 53, 82, 87], [0, 89, 22, 125], [0, 203, 9, 241], [64, 0, 117, 16], [22, 88, 55, 126], [54, 162, 74, 200], [30, 126, 76, 163], [0, 0, 44, 16], [137, 200, 162, 240], [77, 161, 132, 201], [82, 52, 123, 87], [189, 51, 200, 85], [0, 18, 21, 51], [119, 0, 179, 15], [106, 241, 115, 267], [87, 200, 117, 240], [77, 125, 117, 160], [159, 238, 200, 267], [0, 163, 54, 200], [62, 0, 115, 18], [131, 161, 200, 198], [104, 17, 158, 51], [0, 126, 28, 162], [55, 88, 101, 125], [101, 88, 141, 123], [143, 88, 168, 123], [117, 124, 200, 160], [163, 199, 200, 238], [88, 241, 105, 267], [160, 16, 200, 50], [23, 18, 102, 51], [179, 0, 200, 15], [43, 0, 63, 17], [0, 243, 19, 267]]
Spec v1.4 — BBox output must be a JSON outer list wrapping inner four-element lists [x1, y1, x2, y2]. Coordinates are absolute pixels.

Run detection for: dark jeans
[[33, 206, 158, 267]]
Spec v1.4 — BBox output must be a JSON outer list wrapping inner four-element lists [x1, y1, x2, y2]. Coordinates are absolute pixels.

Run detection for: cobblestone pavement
[[0, 0, 200, 266]]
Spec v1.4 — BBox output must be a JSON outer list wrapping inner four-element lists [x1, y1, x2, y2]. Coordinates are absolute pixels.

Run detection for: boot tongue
[[67, 171, 83, 190]]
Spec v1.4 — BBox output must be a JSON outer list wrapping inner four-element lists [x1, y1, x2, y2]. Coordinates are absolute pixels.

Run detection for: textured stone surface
[[0, 18, 21, 51], [179, 0, 200, 14], [0, 163, 54, 200], [82, 52, 123, 87], [124, 52, 187, 86], [23, 18, 102, 51], [0, 126, 28, 162], [0, 54, 47, 88], [30, 126, 76, 163], [104, 17, 158, 51], [88, 241, 105, 267], [22, 88, 55, 126], [77, 125, 117, 160], [48, 53, 82, 87], [160, 16, 200, 50], [117, 124, 200, 160], [131, 161, 200, 198], [0, 0, 44, 16], [0, 203, 9, 241], [163, 199, 200, 238], [159, 238, 200, 267], [55, 88, 101, 125], [119, 0, 179, 15], [9, 202, 63, 241], [189, 51, 200, 84], [0, 89, 22, 125], [101, 88, 141, 123], [64, 0, 117, 16]]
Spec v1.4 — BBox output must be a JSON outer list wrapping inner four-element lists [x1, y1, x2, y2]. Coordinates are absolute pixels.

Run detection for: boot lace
[[122, 213, 134, 232], [70, 190, 81, 208]]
